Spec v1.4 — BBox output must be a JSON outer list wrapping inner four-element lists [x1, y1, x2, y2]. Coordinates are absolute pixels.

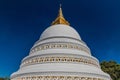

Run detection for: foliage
[[0, 77, 10, 80], [100, 61, 120, 80], [0, 78, 4, 80]]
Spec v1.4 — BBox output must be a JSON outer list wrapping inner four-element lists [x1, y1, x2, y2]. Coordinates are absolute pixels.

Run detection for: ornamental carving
[[30, 43, 90, 54], [21, 56, 99, 68], [11, 76, 104, 80]]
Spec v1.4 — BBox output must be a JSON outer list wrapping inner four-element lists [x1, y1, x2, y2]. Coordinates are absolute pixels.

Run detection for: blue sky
[[0, 0, 120, 77]]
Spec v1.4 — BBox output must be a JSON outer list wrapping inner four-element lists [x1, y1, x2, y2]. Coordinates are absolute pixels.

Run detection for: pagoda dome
[[40, 24, 81, 40]]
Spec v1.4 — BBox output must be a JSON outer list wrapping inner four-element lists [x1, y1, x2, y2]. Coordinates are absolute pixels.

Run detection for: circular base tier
[[11, 72, 111, 80]]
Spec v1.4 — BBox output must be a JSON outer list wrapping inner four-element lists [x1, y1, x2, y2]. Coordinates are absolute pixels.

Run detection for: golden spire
[[51, 4, 70, 25]]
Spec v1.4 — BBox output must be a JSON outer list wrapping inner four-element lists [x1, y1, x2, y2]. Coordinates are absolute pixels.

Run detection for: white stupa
[[11, 6, 111, 80]]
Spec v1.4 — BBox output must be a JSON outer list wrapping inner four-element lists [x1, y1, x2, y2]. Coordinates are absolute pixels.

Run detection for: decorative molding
[[11, 76, 105, 80], [30, 42, 90, 54], [11, 71, 110, 80], [22, 53, 99, 66], [21, 56, 99, 68], [36, 36, 86, 44]]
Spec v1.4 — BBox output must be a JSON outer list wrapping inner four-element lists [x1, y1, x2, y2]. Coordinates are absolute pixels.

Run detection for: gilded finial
[[51, 4, 70, 25], [59, 4, 63, 17]]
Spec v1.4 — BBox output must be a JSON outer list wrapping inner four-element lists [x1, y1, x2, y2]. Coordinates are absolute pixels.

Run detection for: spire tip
[[60, 4, 62, 8], [51, 5, 70, 25]]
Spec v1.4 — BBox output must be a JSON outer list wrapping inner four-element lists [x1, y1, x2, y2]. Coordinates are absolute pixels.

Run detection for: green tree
[[100, 61, 120, 80], [0, 77, 10, 80], [4, 77, 10, 80], [0, 78, 4, 80]]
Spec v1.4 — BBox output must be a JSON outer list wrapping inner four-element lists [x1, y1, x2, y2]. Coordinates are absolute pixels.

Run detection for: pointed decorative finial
[[59, 4, 63, 17], [51, 4, 70, 25]]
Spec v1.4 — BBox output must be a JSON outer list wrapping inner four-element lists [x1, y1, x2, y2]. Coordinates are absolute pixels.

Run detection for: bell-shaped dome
[[40, 6, 81, 40], [40, 24, 81, 40]]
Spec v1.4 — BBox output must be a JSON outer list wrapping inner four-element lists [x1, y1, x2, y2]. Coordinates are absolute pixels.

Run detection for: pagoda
[[11, 6, 111, 80]]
